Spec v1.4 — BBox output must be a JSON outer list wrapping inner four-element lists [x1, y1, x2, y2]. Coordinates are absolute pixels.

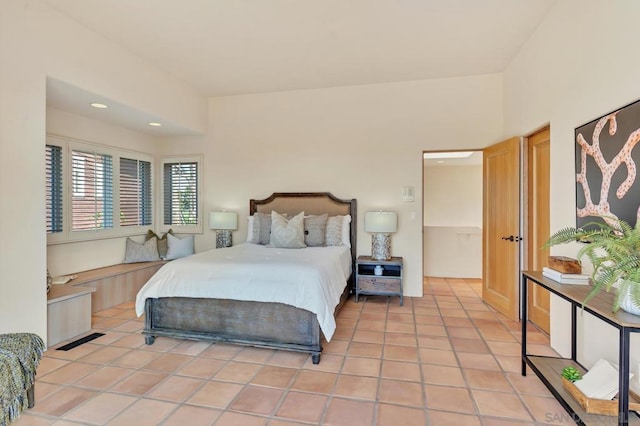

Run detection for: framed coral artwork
[[575, 99, 640, 228]]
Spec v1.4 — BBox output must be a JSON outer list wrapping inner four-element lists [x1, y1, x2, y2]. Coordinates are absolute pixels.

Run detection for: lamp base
[[216, 230, 233, 248], [371, 234, 391, 260]]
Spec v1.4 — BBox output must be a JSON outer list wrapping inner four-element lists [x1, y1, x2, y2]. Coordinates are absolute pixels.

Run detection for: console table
[[522, 271, 640, 425]]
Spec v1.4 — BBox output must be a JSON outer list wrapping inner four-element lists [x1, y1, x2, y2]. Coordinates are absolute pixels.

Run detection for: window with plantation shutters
[[120, 158, 152, 227], [46, 144, 63, 234], [163, 161, 199, 226], [45, 134, 158, 243], [71, 149, 114, 231]]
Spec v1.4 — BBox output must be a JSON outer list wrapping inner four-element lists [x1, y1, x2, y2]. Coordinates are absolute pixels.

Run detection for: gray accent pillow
[[249, 212, 273, 245], [123, 237, 161, 263], [325, 215, 344, 246], [304, 214, 328, 247], [269, 211, 306, 248]]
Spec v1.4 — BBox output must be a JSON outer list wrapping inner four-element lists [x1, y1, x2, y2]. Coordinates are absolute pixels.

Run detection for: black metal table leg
[[619, 327, 630, 425]]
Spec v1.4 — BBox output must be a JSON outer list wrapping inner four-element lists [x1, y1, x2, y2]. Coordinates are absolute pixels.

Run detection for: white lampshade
[[365, 211, 397, 233], [209, 211, 238, 230]]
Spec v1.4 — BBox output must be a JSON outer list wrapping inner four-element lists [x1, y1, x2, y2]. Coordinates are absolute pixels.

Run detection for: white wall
[[0, 0, 206, 344], [504, 0, 640, 367], [186, 75, 503, 298], [0, 0, 47, 340], [423, 165, 482, 277], [424, 165, 482, 227], [423, 227, 482, 278]]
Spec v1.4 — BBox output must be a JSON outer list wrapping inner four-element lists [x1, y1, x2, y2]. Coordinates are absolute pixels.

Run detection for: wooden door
[[526, 127, 551, 333], [483, 137, 521, 320]]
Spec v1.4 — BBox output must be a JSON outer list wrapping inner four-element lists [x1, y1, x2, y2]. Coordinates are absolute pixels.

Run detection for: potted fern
[[545, 216, 640, 314]]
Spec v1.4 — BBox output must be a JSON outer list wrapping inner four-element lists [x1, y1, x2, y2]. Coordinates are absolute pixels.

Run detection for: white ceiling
[[46, 78, 198, 136], [42, 0, 557, 134]]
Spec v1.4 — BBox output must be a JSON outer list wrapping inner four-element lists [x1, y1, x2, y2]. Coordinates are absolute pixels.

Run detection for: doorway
[[423, 131, 550, 329], [423, 151, 483, 280]]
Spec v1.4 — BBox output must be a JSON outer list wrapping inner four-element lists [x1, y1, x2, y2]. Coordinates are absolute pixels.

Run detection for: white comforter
[[135, 243, 352, 341]]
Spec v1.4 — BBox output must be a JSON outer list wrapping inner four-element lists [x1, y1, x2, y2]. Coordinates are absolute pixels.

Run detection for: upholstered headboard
[[249, 192, 357, 263]]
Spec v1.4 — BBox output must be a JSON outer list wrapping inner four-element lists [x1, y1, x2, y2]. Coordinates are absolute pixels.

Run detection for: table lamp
[[365, 211, 398, 260], [209, 211, 238, 248]]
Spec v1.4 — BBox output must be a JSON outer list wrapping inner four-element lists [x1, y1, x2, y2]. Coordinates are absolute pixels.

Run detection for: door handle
[[501, 235, 523, 242]]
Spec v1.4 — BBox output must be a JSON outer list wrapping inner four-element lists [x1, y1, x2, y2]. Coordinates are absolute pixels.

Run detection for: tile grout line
[[21, 280, 563, 426], [456, 277, 541, 425], [431, 277, 484, 423], [412, 287, 434, 425]]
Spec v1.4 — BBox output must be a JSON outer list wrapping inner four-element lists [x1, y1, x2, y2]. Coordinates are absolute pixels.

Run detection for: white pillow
[[341, 214, 352, 248], [246, 216, 254, 243], [268, 211, 306, 249], [166, 233, 195, 259], [326, 214, 352, 248]]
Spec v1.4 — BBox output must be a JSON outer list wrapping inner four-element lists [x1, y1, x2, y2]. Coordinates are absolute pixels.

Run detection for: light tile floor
[[14, 277, 573, 425]]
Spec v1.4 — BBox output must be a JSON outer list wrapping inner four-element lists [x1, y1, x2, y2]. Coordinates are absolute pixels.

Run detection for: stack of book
[[542, 267, 590, 285], [573, 358, 627, 400]]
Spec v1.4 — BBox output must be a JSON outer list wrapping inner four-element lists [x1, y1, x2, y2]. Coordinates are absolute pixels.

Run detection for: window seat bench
[[47, 261, 166, 346]]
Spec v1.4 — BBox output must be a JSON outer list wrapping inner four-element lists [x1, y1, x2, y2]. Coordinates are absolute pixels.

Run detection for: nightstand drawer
[[358, 276, 400, 293], [355, 256, 403, 305]]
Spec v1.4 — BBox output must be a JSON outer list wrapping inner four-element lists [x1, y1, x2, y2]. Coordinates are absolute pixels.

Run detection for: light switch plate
[[402, 186, 415, 202]]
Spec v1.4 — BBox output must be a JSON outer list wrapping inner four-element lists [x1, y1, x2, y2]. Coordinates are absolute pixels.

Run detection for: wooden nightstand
[[355, 256, 403, 305]]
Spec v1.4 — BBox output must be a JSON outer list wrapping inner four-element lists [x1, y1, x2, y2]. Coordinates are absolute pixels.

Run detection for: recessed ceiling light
[[148, 122, 162, 127], [90, 102, 108, 109], [437, 160, 445, 164], [423, 151, 475, 159]]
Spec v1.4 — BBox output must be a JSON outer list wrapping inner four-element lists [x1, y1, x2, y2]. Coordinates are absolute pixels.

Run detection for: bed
[[137, 192, 357, 364]]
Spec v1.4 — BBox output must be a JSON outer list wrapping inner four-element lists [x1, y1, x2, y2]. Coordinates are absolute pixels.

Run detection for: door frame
[[523, 125, 551, 331]]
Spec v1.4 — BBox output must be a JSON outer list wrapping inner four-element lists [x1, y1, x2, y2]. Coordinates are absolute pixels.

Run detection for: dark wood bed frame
[[142, 192, 357, 364]]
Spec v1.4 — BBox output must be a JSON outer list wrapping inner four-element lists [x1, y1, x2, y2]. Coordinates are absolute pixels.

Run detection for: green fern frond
[[543, 227, 582, 248], [545, 216, 640, 313]]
